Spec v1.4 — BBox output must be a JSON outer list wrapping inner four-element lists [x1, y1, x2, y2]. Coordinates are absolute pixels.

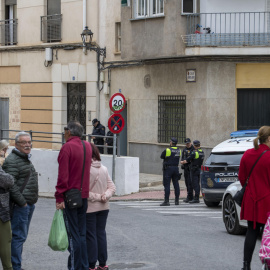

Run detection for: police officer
[[182, 140, 204, 203], [160, 137, 181, 206], [92, 118, 105, 154], [181, 138, 194, 203], [105, 130, 114, 154]]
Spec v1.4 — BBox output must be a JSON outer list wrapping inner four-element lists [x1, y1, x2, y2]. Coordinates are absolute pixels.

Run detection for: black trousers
[[86, 210, 109, 269], [190, 168, 200, 199], [184, 168, 193, 200], [244, 221, 264, 263], [163, 167, 180, 201]]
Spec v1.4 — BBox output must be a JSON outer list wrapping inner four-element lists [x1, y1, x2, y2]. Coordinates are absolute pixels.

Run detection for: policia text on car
[[160, 137, 182, 206]]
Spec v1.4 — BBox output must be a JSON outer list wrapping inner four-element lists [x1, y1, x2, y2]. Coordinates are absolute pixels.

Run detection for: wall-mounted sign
[[186, 69, 196, 82]]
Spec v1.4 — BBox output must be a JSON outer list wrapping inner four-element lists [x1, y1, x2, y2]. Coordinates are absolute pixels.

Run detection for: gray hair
[[67, 121, 84, 137], [15, 132, 31, 143]]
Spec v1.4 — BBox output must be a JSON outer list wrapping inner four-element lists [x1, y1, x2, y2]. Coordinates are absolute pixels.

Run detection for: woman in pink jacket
[[86, 143, 116, 270]]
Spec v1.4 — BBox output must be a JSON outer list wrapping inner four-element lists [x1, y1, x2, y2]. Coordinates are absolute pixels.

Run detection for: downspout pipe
[[83, 0, 87, 29]]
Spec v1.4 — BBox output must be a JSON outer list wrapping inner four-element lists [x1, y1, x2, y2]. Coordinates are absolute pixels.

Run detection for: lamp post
[[81, 26, 106, 119]]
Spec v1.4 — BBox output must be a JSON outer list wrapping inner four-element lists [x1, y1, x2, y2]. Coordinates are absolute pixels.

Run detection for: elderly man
[[3, 131, 38, 270], [55, 121, 92, 270]]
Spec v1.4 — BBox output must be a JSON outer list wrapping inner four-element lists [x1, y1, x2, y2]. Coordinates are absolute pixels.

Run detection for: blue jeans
[[64, 198, 88, 270], [86, 210, 109, 269], [11, 204, 35, 270]]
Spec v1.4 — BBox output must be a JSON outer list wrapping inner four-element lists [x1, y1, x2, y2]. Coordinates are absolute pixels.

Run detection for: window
[[158, 95, 186, 143], [115, 22, 121, 53], [182, 0, 196, 14], [41, 0, 61, 42], [134, 0, 164, 19]]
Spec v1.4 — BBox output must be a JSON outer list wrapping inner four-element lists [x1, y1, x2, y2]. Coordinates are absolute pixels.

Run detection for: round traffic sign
[[109, 93, 126, 113], [108, 113, 125, 134]]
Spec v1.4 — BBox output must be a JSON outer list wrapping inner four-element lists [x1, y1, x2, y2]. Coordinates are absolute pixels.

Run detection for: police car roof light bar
[[230, 129, 259, 138]]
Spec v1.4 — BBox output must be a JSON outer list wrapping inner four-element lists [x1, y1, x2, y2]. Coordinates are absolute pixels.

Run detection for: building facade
[[1, 0, 270, 174]]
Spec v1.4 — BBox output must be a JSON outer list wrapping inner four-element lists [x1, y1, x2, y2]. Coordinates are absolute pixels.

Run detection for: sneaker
[[160, 201, 170, 206], [97, 266, 109, 270], [189, 199, 200, 204]]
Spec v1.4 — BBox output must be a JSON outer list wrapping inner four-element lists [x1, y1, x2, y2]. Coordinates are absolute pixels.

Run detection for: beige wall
[[110, 61, 236, 148], [121, 0, 187, 60]]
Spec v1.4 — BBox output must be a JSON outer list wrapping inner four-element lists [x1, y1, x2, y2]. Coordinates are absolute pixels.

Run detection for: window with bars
[[133, 0, 164, 18], [158, 95, 186, 143]]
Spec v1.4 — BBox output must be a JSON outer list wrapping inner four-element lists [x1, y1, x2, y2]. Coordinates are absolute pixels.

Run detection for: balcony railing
[[0, 19, 18, 46], [182, 12, 270, 47], [41, 14, 62, 43]]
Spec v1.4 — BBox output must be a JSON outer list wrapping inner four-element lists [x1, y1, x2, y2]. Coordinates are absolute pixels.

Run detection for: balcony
[[0, 19, 18, 46], [41, 14, 62, 43], [182, 12, 270, 47]]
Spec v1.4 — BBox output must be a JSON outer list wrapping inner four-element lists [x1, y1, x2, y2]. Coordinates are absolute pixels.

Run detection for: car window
[[205, 153, 244, 166]]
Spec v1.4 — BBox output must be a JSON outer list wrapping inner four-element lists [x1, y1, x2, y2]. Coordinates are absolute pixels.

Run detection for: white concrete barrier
[[7, 148, 139, 196]]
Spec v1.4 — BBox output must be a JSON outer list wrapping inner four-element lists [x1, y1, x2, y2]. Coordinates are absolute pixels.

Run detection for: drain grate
[[109, 263, 146, 269]]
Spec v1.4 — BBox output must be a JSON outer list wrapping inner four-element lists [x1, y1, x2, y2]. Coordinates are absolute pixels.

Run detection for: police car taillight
[[201, 166, 209, 172]]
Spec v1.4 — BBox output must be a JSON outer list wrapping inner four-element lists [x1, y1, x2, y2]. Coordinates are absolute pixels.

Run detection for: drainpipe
[[83, 0, 87, 54], [97, 0, 101, 119]]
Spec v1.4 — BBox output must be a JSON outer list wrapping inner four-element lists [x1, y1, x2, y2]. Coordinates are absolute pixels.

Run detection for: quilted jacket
[[0, 166, 14, 222], [2, 149, 38, 206]]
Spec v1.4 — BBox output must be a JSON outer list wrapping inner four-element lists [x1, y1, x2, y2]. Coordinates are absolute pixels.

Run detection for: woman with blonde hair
[[0, 140, 9, 166], [239, 126, 270, 270]]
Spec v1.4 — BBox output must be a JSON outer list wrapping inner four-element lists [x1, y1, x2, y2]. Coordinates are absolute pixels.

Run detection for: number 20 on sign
[[109, 93, 126, 113]]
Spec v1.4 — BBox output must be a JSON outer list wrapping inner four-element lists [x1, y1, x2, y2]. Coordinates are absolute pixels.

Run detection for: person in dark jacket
[[92, 119, 105, 154], [55, 121, 92, 270], [105, 130, 114, 154], [0, 166, 14, 270], [160, 137, 181, 206], [238, 126, 270, 270], [2, 132, 38, 270], [181, 138, 194, 203]]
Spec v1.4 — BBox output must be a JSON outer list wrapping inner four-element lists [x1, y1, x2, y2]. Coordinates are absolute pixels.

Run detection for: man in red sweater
[[55, 121, 92, 270]]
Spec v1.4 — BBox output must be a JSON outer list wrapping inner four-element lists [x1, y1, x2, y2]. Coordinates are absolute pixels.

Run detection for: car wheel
[[223, 194, 246, 235], [203, 199, 220, 207]]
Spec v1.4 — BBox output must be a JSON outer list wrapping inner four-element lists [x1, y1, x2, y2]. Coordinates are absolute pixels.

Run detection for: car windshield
[[205, 152, 244, 166]]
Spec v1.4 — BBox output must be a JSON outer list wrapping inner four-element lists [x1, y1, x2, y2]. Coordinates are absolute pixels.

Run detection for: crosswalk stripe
[[158, 211, 221, 214]]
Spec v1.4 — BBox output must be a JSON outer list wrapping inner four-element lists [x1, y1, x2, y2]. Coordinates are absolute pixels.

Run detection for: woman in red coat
[[238, 126, 270, 270]]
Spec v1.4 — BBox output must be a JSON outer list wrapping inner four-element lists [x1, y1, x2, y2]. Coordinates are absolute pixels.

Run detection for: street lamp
[[80, 26, 106, 57]]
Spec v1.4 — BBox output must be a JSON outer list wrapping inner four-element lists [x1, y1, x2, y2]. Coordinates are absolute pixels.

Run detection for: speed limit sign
[[109, 93, 126, 113]]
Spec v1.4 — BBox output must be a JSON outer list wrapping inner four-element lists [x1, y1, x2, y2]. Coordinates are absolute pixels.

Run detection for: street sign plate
[[109, 93, 126, 113], [108, 113, 125, 134]]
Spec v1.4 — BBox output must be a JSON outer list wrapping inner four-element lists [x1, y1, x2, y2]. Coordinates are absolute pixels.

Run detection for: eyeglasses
[[17, 141, 32, 146], [64, 127, 69, 131]]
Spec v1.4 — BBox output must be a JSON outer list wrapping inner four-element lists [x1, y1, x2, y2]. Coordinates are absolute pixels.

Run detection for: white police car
[[200, 130, 258, 210]]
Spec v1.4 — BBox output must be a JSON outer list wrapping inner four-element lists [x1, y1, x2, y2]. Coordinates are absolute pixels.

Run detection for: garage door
[[237, 88, 270, 130]]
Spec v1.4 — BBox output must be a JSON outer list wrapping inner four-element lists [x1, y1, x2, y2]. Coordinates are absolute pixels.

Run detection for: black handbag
[[65, 141, 86, 209], [233, 150, 268, 207]]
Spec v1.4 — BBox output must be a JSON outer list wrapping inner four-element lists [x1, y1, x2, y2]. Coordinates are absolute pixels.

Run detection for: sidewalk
[[110, 173, 187, 201]]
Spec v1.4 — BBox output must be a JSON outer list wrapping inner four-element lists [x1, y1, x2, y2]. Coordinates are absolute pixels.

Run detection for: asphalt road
[[0, 198, 263, 270]]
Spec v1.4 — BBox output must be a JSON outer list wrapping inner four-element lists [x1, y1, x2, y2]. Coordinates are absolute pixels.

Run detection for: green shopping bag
[[48, 209, 69, 251]]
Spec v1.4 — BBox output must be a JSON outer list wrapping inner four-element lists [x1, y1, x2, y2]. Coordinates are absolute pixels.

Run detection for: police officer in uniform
[[182, 140, 204, 203], [181, 138, 195, 203], [160, 137, 181, 206], [105, 130, 114, 154], [92, 118, 105, 154]]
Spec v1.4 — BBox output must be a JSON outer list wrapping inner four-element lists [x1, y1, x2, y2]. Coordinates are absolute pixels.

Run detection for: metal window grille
[[41, 14, 62, 43], [134, 0, 164, 18], [0, 19, 18, 46], [158, 95, 186, 143]]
